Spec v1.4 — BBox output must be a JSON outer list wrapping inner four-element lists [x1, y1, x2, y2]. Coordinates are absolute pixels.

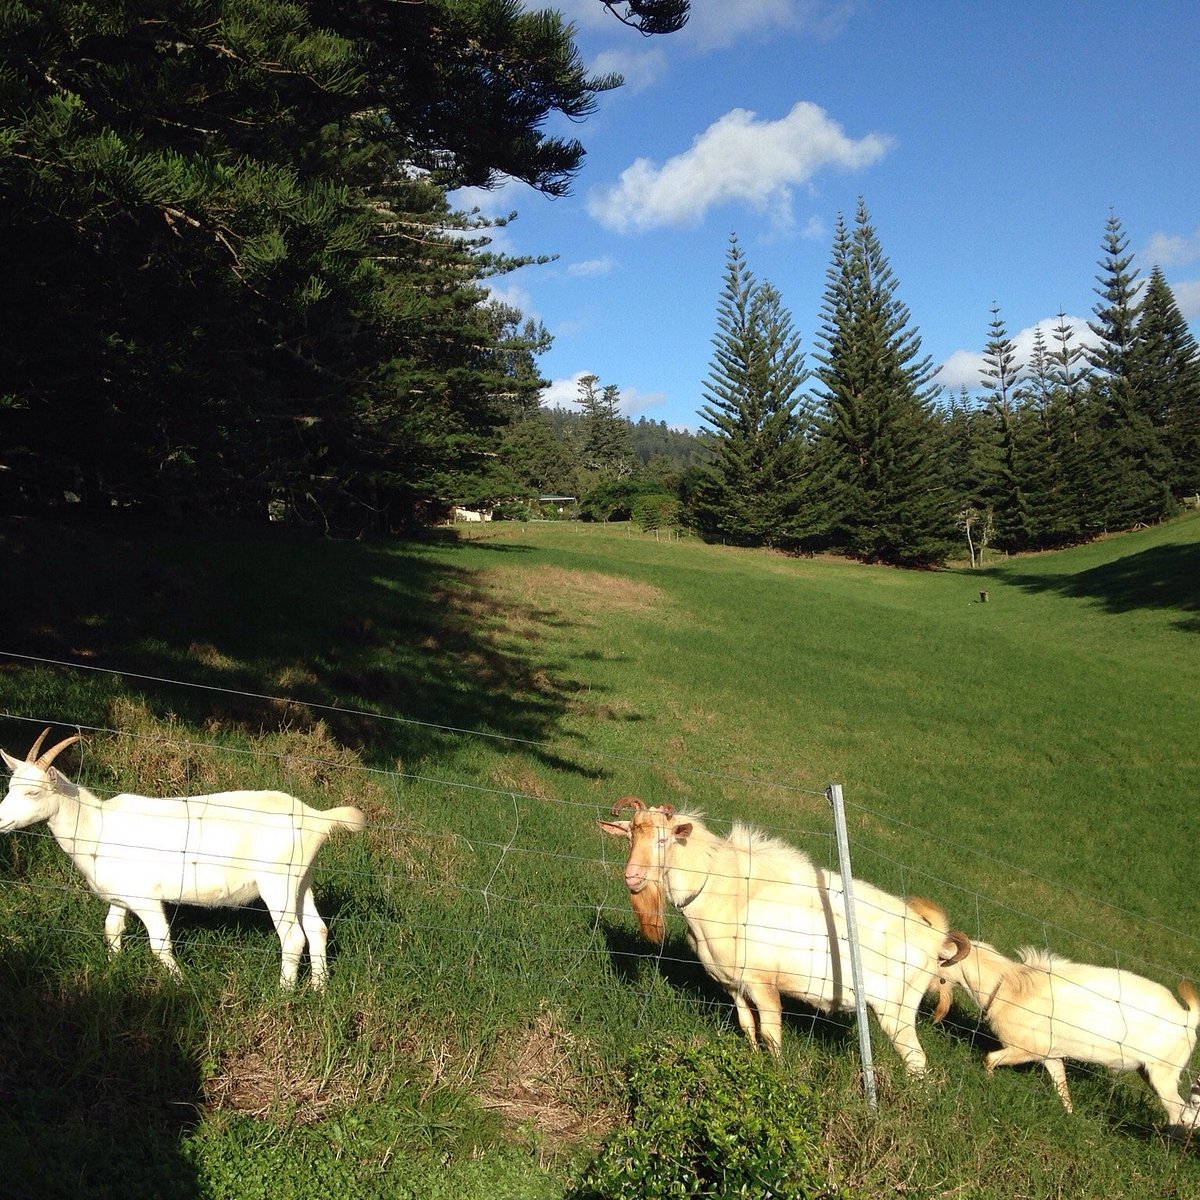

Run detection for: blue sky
[[456, 1, 1200, 431]]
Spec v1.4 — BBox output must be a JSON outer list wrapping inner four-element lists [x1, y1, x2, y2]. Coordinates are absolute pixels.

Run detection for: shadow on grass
[[0, 949, 203, 1200], [933, 1007, 1197, 1146], [599, 921, 882, 1060], [0, 515, 607, 773], [986, 540, 1200, 632]]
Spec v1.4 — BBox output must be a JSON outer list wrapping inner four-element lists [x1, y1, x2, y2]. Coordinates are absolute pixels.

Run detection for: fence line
[[4, 697, 1195, 980], [4, 676, 1200, 1113]]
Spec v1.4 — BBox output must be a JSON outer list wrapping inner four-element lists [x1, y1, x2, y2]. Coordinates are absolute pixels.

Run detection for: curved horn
[[941, 930, 972, 966], [37, 733, 81, 770], [25, 727, 52, 764], [653, 803, 676, 818], [610, 795, 647, 816]]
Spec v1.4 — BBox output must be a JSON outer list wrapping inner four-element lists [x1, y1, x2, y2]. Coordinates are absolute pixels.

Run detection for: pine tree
[[1086, 213, 1174, 528], [692, 235, 811, 547], [812, 200, 955, 566], [578, 375, 636, 480], [1133, 266, 1200, 498], [1048, 310, 1101, 536], [978, 303, 1031, 550]]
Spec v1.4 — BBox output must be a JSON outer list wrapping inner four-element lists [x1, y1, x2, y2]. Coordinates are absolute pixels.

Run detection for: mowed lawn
[[1, 510, 1199, 1198]]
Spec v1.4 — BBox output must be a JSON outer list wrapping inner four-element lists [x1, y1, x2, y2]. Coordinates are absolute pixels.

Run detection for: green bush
[[632, 495, 682, 533], [579, 479, 675, 522], [573, 1039, 843, 1200]]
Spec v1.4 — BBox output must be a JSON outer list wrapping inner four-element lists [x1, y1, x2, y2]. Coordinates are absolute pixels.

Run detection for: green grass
[[1, 511, 1199, 1197]]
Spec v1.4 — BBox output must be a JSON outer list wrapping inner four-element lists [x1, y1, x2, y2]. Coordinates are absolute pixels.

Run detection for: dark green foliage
[[978, 303, 1033, 551], [812, 201, 956, 566], [631, 492, 681, 532], [1087, 214, 1175, 530], [578, 375, 638, 481], [1133, 266, 1200, 498], [0, 0, 660, 530], [579, 477, 672, 521], [692, 234, 813, 548], [574, 1040, 841, 1200]]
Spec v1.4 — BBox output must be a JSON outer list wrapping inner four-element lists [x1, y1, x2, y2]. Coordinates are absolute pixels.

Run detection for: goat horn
[[610, 795, 646, 816], [25, 727, 52, 764], [654, 803, 676, 818], [942, 930, 972, 966], [37, 733, 81, 770]]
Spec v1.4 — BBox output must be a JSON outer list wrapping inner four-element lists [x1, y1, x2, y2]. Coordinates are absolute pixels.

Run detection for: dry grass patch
[[483, 566, 666, 623], [480, 1005, 614, 1144], [202, 992, 391, 1124]]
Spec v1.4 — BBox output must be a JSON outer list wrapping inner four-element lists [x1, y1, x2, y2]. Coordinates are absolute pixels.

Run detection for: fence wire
[[2, 652, 1200, 1125]]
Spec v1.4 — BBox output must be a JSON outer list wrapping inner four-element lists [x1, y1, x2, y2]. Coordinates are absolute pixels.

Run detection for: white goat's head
[[0, 728, 81, 832], [598, 795, 691, 943]]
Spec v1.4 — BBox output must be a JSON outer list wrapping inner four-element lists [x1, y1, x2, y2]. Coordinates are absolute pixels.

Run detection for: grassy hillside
[[1, 512, 1199, 1198]]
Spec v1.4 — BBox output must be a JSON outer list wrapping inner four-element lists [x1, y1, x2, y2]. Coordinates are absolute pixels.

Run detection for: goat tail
[[1178, 979, 1200, 1020], [321, 805, 367, 836]]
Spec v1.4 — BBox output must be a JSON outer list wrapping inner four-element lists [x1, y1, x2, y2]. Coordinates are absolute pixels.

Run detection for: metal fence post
[[827, 782, 878, 1110]]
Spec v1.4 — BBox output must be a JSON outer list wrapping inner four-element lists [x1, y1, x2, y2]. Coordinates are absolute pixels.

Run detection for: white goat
[[937, 939, 1200, 1124], [0, 728, 366, 989], [599, 797, 969, 1075]]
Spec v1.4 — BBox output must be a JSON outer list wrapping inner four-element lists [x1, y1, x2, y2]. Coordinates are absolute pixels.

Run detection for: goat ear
[[597, 819, 632, 840], [1, 748, 20, 774], [671, 822, 693, 843]]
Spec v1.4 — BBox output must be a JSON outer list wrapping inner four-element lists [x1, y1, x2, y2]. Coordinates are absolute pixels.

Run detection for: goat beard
[[629, 880, 666, 944]]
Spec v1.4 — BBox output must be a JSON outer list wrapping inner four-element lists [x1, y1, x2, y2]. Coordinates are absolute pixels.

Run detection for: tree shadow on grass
[[0, 516, 614, 774], [0, 948, 203, 1200], [986, 540, 1200, 632], [598, 921, 879, 1060]]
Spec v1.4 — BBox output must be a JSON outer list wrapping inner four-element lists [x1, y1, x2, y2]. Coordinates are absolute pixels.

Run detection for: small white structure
[[0, 729, 366, 989], [452, 505, 492, 523]]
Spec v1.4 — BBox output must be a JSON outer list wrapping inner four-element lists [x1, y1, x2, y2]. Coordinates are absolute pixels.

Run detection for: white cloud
[[567, 255, 616, 277], [586, 101, 892, 233], [590, 46, 667, 93], [934, 316, 1099, 392], [1143, 227, 1200, 268], [544, 3, 857, 94], [541, 372, 666, 418], [541, 372, 591, 410], [1172, 280, 1200, 320], [801, 214, 828, 240], [484, 281, 536, 316], [680, 0, 857, 51]]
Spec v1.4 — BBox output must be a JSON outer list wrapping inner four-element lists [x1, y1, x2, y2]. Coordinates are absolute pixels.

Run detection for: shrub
[[632, 495, 682, 533], [579, 480, 675, 522], [572, 1039, 843, 1199]]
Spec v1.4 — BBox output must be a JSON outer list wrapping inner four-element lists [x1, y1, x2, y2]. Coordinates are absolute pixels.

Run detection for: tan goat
[[599, 797, 969, 1075]]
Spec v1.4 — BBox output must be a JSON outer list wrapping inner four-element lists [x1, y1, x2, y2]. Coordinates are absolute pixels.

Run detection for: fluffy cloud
[[541, 372, 666, 418], [586, 101, 891, 233], [935, 316, 1099, 393], [1143, 226, 1200, 268], [554, 0, 854, 50], [1171, 279, 1200, 320], [567, 256, 616, 277]]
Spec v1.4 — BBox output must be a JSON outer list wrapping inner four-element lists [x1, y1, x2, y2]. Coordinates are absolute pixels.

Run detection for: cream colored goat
[[599, 797, 969, 1074], [938, 939, 1200, 1124], [0, 729, 365, 989]]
